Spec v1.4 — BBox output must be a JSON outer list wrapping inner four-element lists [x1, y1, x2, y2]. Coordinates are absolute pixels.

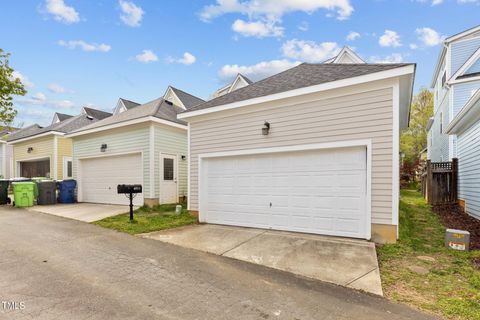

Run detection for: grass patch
[[93, 203, 197, 235], [377, 190, 480, 320]]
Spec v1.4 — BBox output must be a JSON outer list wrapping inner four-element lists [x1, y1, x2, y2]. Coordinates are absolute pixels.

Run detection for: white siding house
[[67, 89, 203, 207]]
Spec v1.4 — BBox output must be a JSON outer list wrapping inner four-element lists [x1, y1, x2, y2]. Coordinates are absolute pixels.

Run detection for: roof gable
[[113, 98, 140, 115], [328, 47, 365, 64], [212, 73, 253, 98], [52, 112, 73, 125], [164, 86, 205, 110], [449, 47, 480, 84]]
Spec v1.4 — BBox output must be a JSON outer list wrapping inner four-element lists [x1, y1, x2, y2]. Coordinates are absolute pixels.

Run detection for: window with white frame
[[63, 157, 73, 179]]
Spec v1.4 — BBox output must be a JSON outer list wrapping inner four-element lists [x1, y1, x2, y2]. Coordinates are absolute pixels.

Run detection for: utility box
[[445, 229, 470, 251]]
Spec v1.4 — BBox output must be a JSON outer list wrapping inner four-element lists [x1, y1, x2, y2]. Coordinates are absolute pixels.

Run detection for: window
[[163, 158, 174, 181], [63, 157, 73, 179], [440, 112, 443, 134]]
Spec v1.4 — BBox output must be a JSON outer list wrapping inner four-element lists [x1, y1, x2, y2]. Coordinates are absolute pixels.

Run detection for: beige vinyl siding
[[13, 136, 54, 177], [153, 124, 188, 201], [57, 137, 73, 179], [189, 83, 395, 225], [72, 124, 150, 196]]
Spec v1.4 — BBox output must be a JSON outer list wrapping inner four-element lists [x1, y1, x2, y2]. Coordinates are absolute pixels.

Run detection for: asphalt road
[[0, 207, 437, 320]]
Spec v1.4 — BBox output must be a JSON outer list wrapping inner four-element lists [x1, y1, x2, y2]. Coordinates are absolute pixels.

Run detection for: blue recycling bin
[[57, 179, 76, 203]]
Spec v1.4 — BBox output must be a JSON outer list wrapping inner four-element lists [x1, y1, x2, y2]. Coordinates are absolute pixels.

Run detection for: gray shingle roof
[[69, 97, 186, 135], [119, 98, 141, 110], [170, 87, 205, 109], [55, 113, 73, 122], [185, 63, 413, 113], [83, 107, 112, 120], [8, 108, 113, 142]]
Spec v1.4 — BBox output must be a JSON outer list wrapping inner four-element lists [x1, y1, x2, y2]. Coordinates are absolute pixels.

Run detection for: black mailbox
[[117, 184, 142, 194], [117, 184, 142, 221]]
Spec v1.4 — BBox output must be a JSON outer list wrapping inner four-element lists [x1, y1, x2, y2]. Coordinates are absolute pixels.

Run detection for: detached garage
[[179, 63, 416, 243]]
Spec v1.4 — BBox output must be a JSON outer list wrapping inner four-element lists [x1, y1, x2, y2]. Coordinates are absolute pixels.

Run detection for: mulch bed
[[432, 204, 480, 250]]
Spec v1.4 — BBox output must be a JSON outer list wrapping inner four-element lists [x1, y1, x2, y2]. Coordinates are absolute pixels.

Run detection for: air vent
[[165, 100, 173, 105], [86, 115, 94, 120]]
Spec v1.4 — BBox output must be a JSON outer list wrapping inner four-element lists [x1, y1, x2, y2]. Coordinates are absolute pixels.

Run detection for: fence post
[[426, 160, 432, 204], [452, 158, 458, 203]]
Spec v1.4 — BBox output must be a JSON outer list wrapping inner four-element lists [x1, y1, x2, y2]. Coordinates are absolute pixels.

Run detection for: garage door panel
[[80, 153, 143, 206], [202, 147, 368, 239]]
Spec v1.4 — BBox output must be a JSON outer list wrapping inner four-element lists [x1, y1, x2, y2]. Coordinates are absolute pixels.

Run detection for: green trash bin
[[0, 179, 9, 205], [12, 182, 36, 208]]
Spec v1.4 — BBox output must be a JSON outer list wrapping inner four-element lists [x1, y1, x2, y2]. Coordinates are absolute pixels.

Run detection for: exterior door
[[160, 154, 177, 204], [200, 147, 368, 239]]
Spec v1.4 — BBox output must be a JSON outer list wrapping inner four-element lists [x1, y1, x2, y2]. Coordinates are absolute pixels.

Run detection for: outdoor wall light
[[27, 147, 33, 153], [100, 144, 107, 152], [181, 155, 186, 160], [262, 121, 270, 135]]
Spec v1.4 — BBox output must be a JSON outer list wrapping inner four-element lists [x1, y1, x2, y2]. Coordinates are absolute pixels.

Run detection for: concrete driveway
[[28, 202, 132, 222], [141, 224, 383, 295], [0, 207, 435, 320]]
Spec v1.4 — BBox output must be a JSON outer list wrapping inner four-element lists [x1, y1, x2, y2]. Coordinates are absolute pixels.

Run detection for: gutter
[[7, 131, 65, 145]]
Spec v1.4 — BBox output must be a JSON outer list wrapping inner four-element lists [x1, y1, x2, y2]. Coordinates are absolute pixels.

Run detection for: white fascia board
[[448, 47, 480, 83], [179, 65, 416, 120], [66, 116, 187, 138], [332, 47, 365, 64], [7, 131, 65, 145], [431, 44, 447, 88], [449, 74, 480, 85], [445, 25, 480, 43], [446, 89, 480, 135]]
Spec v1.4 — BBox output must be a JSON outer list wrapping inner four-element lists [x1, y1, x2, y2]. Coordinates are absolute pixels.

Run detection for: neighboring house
[[7, 107, 111, 179], [66, 89, 204, 207], [179, 63, 415, 244], [210, 47, 365, 99], [324, 46, 366, 64], [113, 98, 141, 114], [0, 128, 17, 179], [428, 25, 480, 162], [427, 25, 480, 219], [211, 74, 253, 99]]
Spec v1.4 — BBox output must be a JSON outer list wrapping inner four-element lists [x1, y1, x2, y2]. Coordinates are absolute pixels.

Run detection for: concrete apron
[[140, 224, 383, 296], [28, 203, 134, 222]]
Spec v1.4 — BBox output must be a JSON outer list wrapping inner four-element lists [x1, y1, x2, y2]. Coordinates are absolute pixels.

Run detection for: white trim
[[331, 46, 365, 64], [159, 152, 178, 204], [1, 144, 5, 178], [392, 80, 400, 234], [7, 131, 65, 145], [445, 25, 480, 43], [66, 116, 187, 138], [197, 139, 372, 240], [149, 125, 155, 198], [53, 135, 58, 180], [448, 47, 480, 83], [228, 74, 250, 93], [448, 75, 480, 85], [76, 151, 144, 204], [63, 156, 73, 179], [163, 86, 186, 110], [187, 123, 191, 210], [179, 65, 415, 120]]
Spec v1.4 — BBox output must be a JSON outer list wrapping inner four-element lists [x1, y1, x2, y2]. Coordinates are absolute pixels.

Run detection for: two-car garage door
[[200, 147, 368, 239], [79, 153, 144, 206]]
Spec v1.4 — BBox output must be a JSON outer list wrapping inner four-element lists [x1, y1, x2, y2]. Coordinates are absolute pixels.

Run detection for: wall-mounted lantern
[[181, 155, 186, 161], [100, 144, 107, 152], [27, 147, 33, 153], [262, 121, 270, 135]]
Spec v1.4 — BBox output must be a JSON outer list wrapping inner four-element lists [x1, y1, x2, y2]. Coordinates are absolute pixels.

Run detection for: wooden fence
[[421, 158, 458, 205]]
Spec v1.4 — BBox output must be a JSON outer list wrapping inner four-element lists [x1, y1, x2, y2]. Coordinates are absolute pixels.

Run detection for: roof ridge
[[171, 86, 205, 102]]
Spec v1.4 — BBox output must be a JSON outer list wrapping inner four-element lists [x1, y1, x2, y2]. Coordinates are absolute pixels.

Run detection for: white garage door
[[79, 153, 144, 206], [200, 147, 368, 239]]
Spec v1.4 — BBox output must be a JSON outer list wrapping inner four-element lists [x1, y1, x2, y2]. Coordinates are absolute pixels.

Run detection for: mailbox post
[[117, 184, 142, 221]]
